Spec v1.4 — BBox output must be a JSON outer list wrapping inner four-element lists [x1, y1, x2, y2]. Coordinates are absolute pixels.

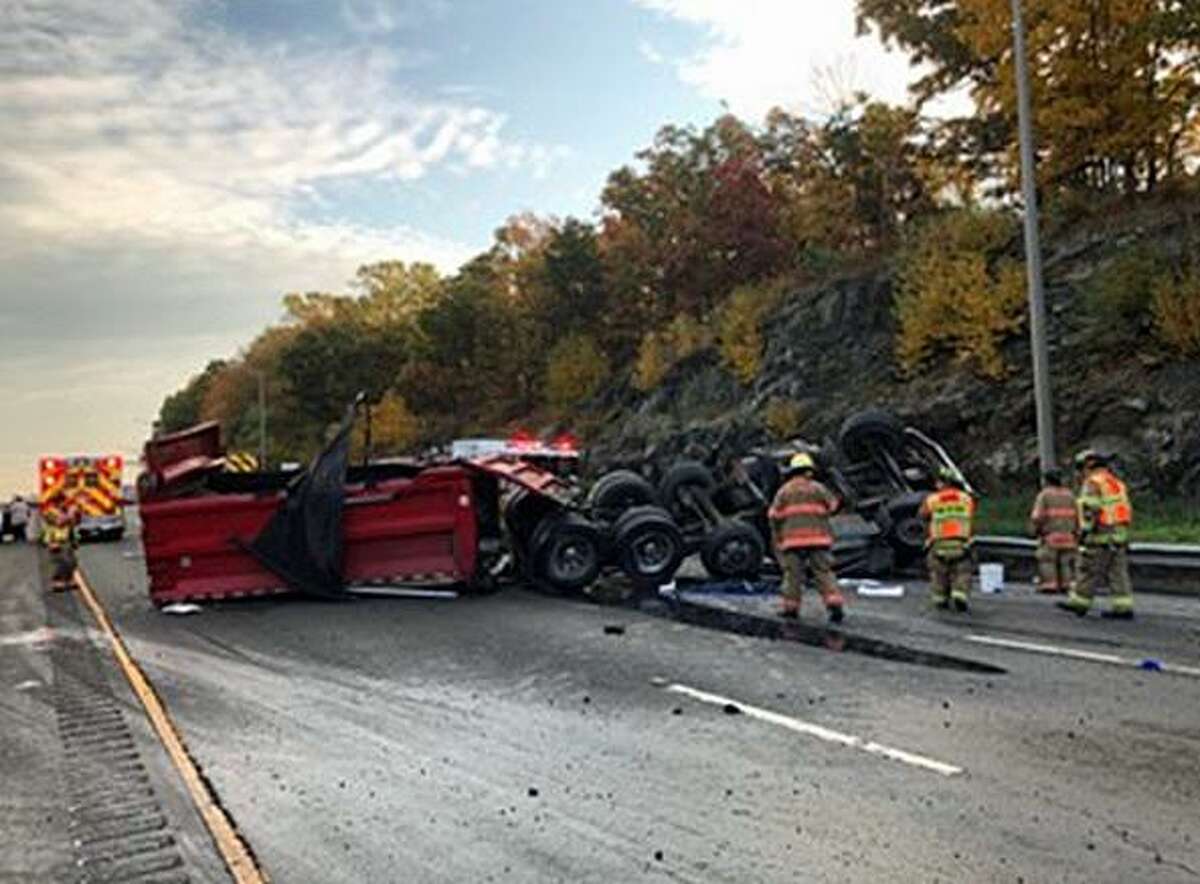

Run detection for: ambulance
[[38, 455, 127, 542]]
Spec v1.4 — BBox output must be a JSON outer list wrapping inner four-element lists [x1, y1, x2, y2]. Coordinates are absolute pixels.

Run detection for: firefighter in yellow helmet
[[1059, 450, 1134, 619], [41, 507, 79, 592], [1027, 467, 1079, 594], [920, 466, 976, 612], [768, 452, 845, 624]]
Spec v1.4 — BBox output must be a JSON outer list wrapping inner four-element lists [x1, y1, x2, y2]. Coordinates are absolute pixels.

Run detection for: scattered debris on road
[[603, 624, 626, 635], [843, 579, 906, 598], [161, 602, 203, 615]]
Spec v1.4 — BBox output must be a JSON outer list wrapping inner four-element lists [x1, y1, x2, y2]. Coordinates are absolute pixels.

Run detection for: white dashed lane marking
[[964, 634, 1200, 678], [666, 683, 964, 777]]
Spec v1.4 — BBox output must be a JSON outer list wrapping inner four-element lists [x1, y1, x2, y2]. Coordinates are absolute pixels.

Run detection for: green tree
[[600, 115, 787, 322], [895, 210, 1027, 378], [857, 0, 1200, 192], [545, 334, 609, 409], [158, 360, 226, 432]]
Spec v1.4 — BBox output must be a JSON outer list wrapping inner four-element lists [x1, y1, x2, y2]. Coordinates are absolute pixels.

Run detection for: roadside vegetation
[[160, 2, 1200, 472], [975, 495, 1200, 545]]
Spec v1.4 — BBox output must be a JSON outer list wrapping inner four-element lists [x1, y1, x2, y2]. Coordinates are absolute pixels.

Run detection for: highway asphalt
[[5, 533, 1200, 882], [59, 536, 1200, 883], [0, 543, 228, 884]]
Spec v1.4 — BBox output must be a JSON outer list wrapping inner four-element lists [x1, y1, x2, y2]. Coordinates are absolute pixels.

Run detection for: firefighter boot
[[1056, 591, 1091, 617], [1101, 595, 1135, 621], [779, 597, 801, 620], [951, 591, 969, 614], [826, 601, 845, 625]]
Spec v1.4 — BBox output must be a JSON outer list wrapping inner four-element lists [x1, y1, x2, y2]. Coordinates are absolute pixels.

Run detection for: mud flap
[[243, 402, 356, 598]]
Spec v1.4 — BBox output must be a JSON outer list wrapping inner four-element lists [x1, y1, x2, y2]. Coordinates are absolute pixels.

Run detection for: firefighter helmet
[[936, 466, 965, 488], [786, 452, 817, 475], [1074, 449, 1104, 469]]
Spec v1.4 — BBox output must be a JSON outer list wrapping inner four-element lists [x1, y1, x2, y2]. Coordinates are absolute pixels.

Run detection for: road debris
[[603, 624, 626, 635], [852, 581, 906, 599], [161, 602, 203, 615]]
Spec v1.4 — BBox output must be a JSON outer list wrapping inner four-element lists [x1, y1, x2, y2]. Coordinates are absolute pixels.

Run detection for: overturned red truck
[[136, 412, 687, 606]]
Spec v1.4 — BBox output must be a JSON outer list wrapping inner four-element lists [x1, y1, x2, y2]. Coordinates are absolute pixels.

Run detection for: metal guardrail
[[975, 535, 1200, 592]]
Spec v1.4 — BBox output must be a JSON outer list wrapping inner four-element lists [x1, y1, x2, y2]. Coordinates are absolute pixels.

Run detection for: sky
[[0, 0, 930, 492]]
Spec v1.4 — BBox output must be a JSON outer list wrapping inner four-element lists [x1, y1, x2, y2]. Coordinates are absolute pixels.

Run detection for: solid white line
[[666, 684, 963, 777], [964, 635, 1200, 679]]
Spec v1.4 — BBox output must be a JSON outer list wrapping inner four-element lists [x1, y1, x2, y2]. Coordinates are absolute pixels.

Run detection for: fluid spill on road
[[641, 597, 1006, 675]]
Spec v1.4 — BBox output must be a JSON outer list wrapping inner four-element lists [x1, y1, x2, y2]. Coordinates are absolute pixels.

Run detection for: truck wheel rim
[[632, 534, 672, 573], [552, 539, 595, 580], [716, 538, 753, 572]]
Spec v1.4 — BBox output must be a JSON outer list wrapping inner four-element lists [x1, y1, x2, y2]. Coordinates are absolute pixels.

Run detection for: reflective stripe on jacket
[[920, 488, 975, 555], [769, 477, 838, 550], [1079, 469, 1132, 545], [1029, 486, 1079, 549], [43, 524, 72, 547]]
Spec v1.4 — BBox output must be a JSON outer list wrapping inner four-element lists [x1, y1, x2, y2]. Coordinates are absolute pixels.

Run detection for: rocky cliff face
[[587, 227, 1200, 496]]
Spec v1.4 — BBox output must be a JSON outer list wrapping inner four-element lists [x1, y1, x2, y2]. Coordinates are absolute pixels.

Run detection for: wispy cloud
[[0, 0, 563, 490], [631, 0, 924, 118], [0, 1, 554, 256], [340, 0, 450, 37]]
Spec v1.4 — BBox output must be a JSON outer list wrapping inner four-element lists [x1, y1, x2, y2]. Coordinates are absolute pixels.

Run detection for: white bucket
[[979, 563, 1005, 594]]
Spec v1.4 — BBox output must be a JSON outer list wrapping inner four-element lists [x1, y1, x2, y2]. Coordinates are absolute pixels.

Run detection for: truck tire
[[742, 455, 782, 500], [532, 513, 603, 593], [839, 409, 905, 463], [701, 521, 766, 580], [613, 506, 684, 582], [587, 470, 659, 523], [883, 491, 928, 564], [503, 489, 559, 555], [658, 461, 716, 525]]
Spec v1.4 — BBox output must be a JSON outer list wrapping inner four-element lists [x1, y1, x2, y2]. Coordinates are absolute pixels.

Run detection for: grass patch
[[974, 494, 1200, 544]]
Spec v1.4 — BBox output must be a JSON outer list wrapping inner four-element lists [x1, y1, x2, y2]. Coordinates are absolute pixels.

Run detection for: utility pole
[[1011, 0, 1057, 473], [256, 371, 268, 471]]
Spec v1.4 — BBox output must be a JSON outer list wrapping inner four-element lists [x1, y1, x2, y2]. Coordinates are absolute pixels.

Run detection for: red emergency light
[[507, 429, 538, 450], [551, 433, 579, 453]]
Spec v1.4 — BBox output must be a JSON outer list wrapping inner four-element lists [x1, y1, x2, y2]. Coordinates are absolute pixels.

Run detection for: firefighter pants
[[779, 548, 842, 608], [49, 547, 76, 590], [1066, 544, 1134, 612], [1035, 544, 1076, 594], [928, 550, 972, 603]]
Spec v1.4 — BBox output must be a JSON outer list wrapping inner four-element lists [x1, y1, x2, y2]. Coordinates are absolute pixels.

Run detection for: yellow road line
[[73, 568, 268, 884]]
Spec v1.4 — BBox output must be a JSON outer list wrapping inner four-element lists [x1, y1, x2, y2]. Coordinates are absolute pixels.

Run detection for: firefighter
[[1059, 450, 1134, 619], [10, 496, 30, 542], [768, 452, 845, 624], [1027, 468, 1079, 594], [920, 467, 976, 612], [41, 509, 78, 592]]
